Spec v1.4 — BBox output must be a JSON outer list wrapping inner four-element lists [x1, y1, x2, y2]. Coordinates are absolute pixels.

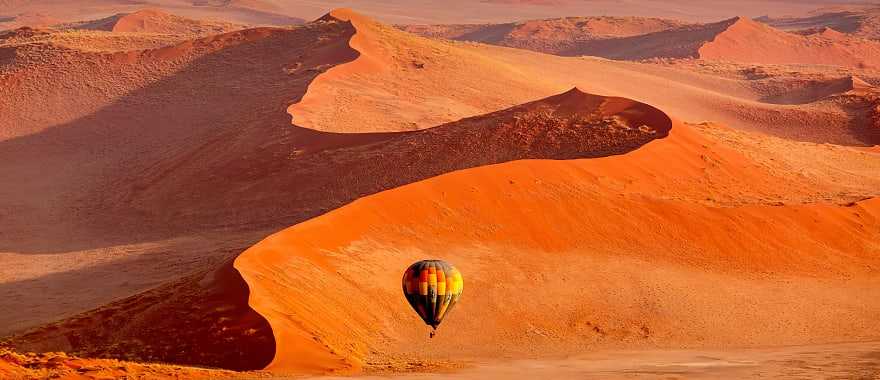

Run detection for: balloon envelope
[[402, 260, 463, 329]]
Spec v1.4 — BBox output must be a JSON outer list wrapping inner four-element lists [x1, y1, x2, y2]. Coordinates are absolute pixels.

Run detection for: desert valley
[[1, 1, 879, 379]]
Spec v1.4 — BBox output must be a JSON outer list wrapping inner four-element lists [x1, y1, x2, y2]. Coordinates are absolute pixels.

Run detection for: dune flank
[[236, 122, 880, 374]]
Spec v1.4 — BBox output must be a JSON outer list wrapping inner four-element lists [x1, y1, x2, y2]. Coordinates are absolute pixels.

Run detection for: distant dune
[[759, 7, 880, 40], [399, 16, 687, 55], [697, 17, 880, 70], [0, 12, 61, 29], [1, 0, 872, 28], [0, 0, 305, 30], [405, 15, 880, 69], [68, 8, 243, 35]]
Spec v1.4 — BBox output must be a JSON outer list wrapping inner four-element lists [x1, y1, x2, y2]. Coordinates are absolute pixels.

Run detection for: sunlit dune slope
[[236, 122, 880, 374], [697, 17, 880, 70], [288, 8, 564, 133], [290, 10, 879, 145]]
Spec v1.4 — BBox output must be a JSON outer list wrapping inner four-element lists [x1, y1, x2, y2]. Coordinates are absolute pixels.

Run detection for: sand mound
[[0, 1, 305, 28], [572, 16, 880, 69], [760, 8, 880, 40], [288, 8, 566, 133], [759, 75, 874, 104], [288, 10, 877, 145], [72, 8, 242, 35], [399, 16, 687, 55], [697, 17, 880, 69], [236, 121, 880, 374], [407, 15, 880, 70]]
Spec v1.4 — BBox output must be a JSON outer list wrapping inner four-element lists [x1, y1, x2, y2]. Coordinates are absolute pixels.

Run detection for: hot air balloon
[[402, 260, 463, 338]]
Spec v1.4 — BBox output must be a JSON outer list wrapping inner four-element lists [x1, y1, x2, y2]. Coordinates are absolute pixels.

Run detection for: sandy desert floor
[[1, 1, 880, 379], [297, 342, 880, 380]]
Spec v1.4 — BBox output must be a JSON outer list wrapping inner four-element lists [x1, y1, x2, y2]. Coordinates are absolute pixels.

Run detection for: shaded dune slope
[[2, 18, 363, 371]]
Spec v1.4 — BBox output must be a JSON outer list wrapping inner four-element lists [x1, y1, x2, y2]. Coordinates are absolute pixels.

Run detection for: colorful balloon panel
[[402, 260, 463, 329]]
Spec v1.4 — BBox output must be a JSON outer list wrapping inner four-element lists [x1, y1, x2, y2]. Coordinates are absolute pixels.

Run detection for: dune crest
[[760, 7, 880, 40], [287, 9, 566, 133], [282, 9, 878, 145], [240, 88, 677, 373], [697, 16, 880, 69]]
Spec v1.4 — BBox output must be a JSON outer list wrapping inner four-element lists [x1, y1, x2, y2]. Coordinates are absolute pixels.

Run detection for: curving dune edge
[[232, 11, 880, 374]]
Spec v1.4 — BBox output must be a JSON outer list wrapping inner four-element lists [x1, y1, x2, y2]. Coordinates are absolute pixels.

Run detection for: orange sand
[[236, 121, 880, 374], [0, 6, 879, 378]]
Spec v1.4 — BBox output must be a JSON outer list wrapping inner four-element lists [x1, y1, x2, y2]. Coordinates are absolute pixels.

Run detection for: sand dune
[[759, 7, 880, 40], [697, 17, 880, 70], [398, 16, 688, 55], [405, 15, 880, 70], [69, 8, 243, 35], [294, 10, 880, 145], [2, 0, 867, 28], [0, 0, 305, 30], [1, 6, 879, 378], [1, 18, 363, 371], [235, 122, 880, 374]]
